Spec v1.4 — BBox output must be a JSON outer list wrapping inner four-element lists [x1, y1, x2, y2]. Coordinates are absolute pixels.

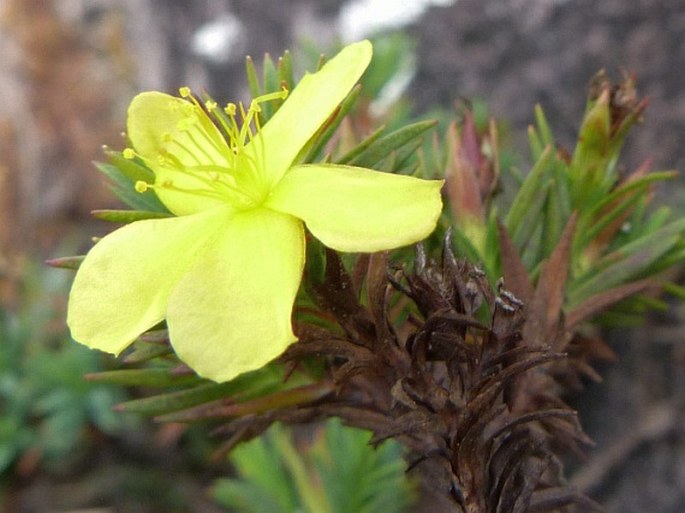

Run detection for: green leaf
[[112, 365, 284, 415], [215, 426, 298, 513], [348, 120, 437, 169], [586, 171, 676, 220], [278, 50, 295, 91], [261, 53, 279, 121], [86, 368, 203, 388], [95, 161, 168, 212], [504, 145, 553, 251], [245, 56, 262, 98], [213, 419, 414, 513], [569, 218, 685, 305], [91, 209, 173, 223], [337, 125, 387, 165], [527, 125, 544, 162], [534, 104, 554, 147], [104, 149, 155, 183], [302, 85, 362, 164]]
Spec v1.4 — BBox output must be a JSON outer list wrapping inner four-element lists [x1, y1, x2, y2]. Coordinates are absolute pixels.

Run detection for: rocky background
[[0, 1, 682, 512]]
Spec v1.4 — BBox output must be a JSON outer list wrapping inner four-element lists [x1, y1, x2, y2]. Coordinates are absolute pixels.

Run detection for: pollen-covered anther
[[225, 103, 237, 116], [134, 181, 150, 193]]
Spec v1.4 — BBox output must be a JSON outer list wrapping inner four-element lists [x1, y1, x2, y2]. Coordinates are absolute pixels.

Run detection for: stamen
[[145, 176, 248, 204], [180, 130, 215, 164], [125, 86, 291, 208]]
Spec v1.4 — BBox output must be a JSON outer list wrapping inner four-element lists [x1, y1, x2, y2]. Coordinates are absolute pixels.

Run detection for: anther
[[123, 148, 136, 159], [179, 86, 191, 98], [135, 181, 150, 193]]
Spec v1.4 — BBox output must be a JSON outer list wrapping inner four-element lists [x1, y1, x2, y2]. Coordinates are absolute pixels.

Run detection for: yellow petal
[[67, 206, 234, 355], [167, 208, 305, 382], [255, 40, 372, 186], [266, 164, 444, 252], [127, 92, 231, 215]]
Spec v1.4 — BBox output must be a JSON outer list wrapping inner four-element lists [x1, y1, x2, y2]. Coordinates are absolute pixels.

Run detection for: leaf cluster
[[213, 419, 413, 513], [436, 71, 684, 325], [0, 261, 129, 478]]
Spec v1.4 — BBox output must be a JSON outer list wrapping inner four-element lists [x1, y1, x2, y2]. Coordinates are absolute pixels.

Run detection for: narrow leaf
[[336, 125, 387, 165], [505, 146, 553, 249], [302, 85, 362, 163], [45, 255, 84, 270], [91, 209, 173, 223], [349, 120, 437, 168], [245, 55, 262, 98], [113, 366, 284, 415], [86, 368, 203, 387], [497, 222, 534, 303], [566, 279, 656, 329]]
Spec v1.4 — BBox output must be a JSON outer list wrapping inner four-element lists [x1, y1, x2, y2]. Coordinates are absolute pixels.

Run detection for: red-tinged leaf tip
[[45, 256, 84, 270], [170, 364, 195, 376]]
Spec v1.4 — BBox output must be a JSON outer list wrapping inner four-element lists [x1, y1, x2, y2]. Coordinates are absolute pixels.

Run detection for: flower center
[[127, 87, 288, 211]]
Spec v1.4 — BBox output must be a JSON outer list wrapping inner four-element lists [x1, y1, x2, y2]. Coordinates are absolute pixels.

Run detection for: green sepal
[[123, 340, 173, 363]]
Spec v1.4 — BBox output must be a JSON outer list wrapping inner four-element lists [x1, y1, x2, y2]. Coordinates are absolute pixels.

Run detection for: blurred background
[[0, 0, 683, 512]]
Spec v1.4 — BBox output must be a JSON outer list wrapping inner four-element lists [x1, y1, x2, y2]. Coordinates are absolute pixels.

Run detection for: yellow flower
[[67, 41, 443, 382]]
